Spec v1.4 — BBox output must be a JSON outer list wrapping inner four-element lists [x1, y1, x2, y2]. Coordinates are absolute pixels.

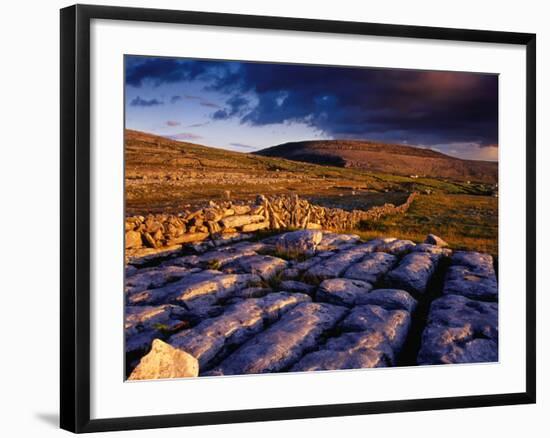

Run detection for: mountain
[[255, 140, 497, 184]]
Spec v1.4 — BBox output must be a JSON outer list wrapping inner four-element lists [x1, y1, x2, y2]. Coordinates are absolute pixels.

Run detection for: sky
[[125, 55, 498, 161]]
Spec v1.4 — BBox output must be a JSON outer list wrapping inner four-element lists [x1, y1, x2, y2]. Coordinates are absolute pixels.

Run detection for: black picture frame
[[60, 4, 536, 433]]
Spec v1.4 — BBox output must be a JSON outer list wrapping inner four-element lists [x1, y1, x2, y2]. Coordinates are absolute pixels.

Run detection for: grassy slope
[[125, 130, 498, 254], [355, 193, 498, 255], [256, 139, 498, 184]]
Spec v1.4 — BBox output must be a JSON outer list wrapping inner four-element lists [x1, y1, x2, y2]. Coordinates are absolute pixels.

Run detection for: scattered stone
[[221, 214, 264, 229], [425, 234, 449, 247], [343, 252, 397, 283], [417, 294, 498, 365], [125, 230, 143, 249], [270, 229, 323, 254], [241, 221, 270, 232], [128, 339, 199, 380], [412, 243, 452, 256], [316, 278, 373, 307]]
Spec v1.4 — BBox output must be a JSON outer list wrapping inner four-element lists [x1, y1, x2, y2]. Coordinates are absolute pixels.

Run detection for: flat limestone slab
[[125, 304, 188, 354], [385, 252, 441, 295], [127, 270, 260, 309], [125, 265, 193, 295], [353, 288, 417, 313], [168, 292, 310, 370], [417, 294, 498, 365], [209, 302, 347, 375], [340, 304, 411, 351], [291, 331, 393, 371], [223, 254, 288, 280], [343, 252, 398, 284], [306, 244, 375, 279], [443, 265, 498, 302], [316, 278, 373, 307]]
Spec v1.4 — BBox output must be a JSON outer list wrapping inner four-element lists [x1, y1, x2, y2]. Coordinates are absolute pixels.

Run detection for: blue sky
[[125, 55, 498, 161]]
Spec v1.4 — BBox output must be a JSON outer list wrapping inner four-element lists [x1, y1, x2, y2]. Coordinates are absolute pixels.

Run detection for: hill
[[125, 130, 495, 215], [255, 140, 498, 184]]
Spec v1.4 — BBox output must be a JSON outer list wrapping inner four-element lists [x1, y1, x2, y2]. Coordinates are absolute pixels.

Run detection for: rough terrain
[[125, 230, 498, 379]]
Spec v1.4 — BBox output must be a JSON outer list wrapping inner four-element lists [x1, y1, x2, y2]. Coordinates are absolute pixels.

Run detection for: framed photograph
[[60, 4, 536, 433]]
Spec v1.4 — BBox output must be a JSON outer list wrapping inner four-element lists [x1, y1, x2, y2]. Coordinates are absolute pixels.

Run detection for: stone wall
[[125, 192, 418, 250]]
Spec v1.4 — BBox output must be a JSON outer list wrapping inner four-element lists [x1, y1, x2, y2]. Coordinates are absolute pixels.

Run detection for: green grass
[[354, 193, 498, 255]]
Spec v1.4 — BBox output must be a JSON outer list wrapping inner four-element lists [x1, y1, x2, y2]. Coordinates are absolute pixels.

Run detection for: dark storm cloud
[[213, 95, 250, 120], [130, 96, 163, 107], [126, 56, 498, 146]]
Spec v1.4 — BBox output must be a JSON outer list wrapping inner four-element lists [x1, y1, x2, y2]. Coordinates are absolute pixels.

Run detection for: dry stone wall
[[125, 192, 418, 251]]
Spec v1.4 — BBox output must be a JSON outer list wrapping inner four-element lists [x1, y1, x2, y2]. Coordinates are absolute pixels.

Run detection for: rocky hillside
[[125, 130, 496, 215], [125, 230, 498, 379], [255, 140, 498, 184]]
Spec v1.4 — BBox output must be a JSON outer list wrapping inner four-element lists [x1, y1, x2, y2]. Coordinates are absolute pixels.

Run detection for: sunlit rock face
[[128, 339, 199, 380], [417, 294, 498, 365], [124, 230, 498, 378]]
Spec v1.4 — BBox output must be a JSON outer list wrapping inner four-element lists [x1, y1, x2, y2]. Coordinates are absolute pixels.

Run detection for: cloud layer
[[126, 56, 498, 148]]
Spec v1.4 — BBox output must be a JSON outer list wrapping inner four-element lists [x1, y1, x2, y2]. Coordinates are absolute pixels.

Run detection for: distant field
[[125, 130, 496, 214], [354, 193, 498, 255], [125, 130, 498, 255]]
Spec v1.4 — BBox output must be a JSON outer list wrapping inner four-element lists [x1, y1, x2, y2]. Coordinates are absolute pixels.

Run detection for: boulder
[[412, 243, 452, 256], [128, 339, 199, 380], [316, 278, 373, 307], [271, 230, 323, 254], [125, 230, 142, 249], [343, 252, 397, 283], [169, 293, 310, 369], [417, 294, 498, 365], [210, 302, 346, 375], [424, 234, 449, 247], [385, 252, 440, 295]]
